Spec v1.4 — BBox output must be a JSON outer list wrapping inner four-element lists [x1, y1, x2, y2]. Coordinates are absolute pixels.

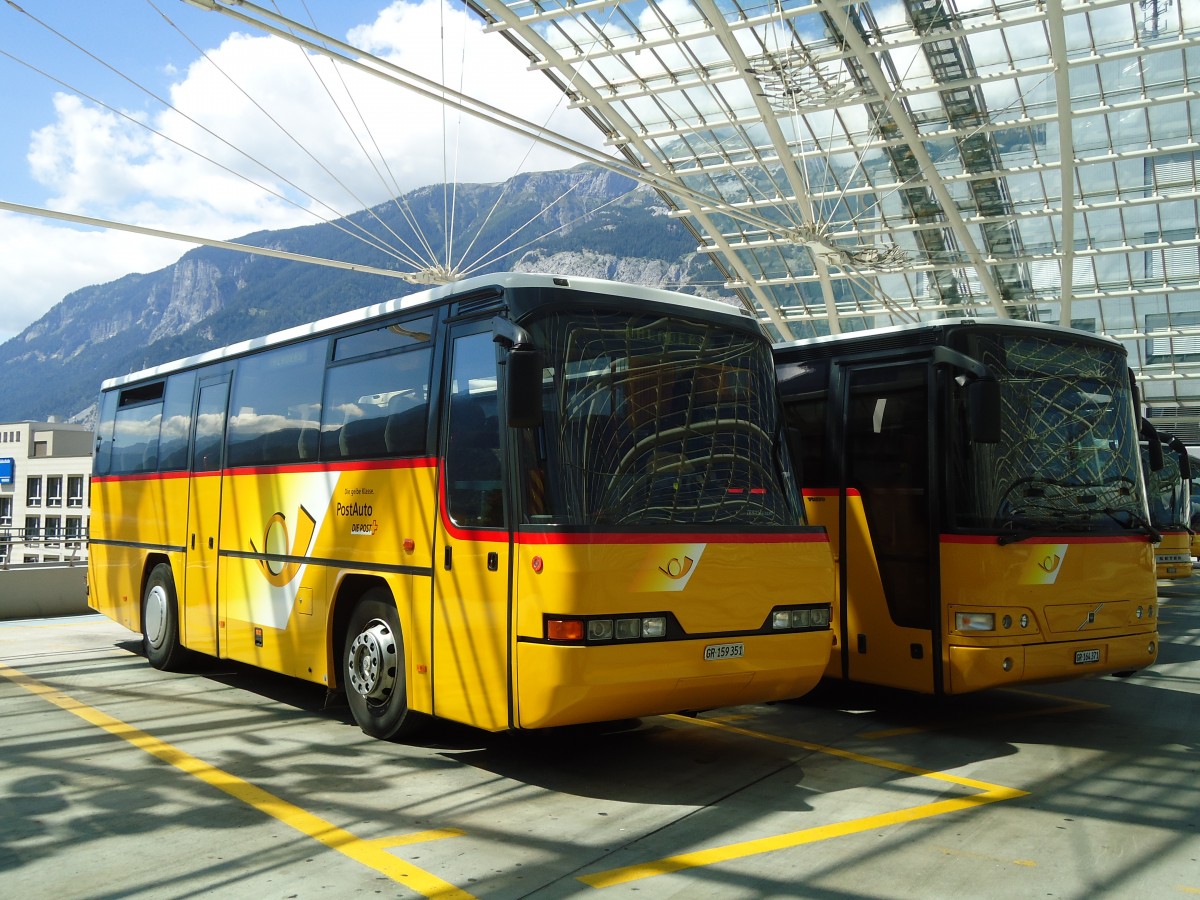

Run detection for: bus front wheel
[[143, 563, 185, 671], [343, 589, 422, 740]]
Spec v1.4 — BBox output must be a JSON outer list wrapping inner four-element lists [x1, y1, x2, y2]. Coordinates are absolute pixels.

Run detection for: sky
[[0, 0, 604, 345]]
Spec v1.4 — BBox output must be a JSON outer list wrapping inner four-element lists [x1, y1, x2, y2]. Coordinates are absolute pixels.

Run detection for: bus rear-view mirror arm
[[935, 347, 1001, 445], [492, 317, 543, 429]]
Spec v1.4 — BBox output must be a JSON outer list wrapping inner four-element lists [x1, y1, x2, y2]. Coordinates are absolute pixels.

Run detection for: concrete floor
[[0, 579, 1196, 899]]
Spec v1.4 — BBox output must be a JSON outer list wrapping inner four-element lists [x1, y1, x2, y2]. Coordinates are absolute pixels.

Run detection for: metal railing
[[0, 527, 89, 570]]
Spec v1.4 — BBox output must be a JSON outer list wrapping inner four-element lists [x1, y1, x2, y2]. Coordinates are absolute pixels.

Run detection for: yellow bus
[[1190, 455, 1200, 560], [774, 318, 1159, 695], [1141, 431, 1193, 579], [88, 273, 835, 739]]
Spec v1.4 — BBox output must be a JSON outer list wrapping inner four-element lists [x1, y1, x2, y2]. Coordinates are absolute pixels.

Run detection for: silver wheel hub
[[145, 585, 168, 646], [347, 619, 398, 702]]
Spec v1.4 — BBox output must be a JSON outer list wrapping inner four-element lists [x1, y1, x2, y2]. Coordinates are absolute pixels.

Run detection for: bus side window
[[446, 393, 502, 527], [321, 347, 432, 460], [158, 371, 196, 471], [93, 391, 118, 477], [111, 382, 165, 475], [226, 341, 326, 468]]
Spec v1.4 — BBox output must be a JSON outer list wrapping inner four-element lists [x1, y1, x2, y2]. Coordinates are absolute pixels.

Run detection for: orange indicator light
[[546, 619, 583, 641]]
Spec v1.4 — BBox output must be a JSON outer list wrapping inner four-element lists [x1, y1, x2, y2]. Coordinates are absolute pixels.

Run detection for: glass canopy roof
[[467, 0, 1200, 438]]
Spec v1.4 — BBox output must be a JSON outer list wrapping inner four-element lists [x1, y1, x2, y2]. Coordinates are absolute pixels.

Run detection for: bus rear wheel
[[343, 589, 423, 740], [143, 563, 185, 671]]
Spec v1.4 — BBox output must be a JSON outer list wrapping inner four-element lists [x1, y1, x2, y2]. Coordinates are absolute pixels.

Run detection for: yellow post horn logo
[[250, 506, 316, 587], [659, 556, 695, 579]]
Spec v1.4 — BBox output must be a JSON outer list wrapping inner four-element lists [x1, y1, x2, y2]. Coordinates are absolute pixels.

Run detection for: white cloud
[[0, 0, 604, 345]]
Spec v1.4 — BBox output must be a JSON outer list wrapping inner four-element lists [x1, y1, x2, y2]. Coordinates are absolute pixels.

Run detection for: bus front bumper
[[948, 631, 1159, 694], [514, 630, 833, 729]]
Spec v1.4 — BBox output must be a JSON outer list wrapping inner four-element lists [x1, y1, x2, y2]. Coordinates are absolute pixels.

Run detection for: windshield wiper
[[997, 518, 1097, 546], [1100, 507, 1162, 542]]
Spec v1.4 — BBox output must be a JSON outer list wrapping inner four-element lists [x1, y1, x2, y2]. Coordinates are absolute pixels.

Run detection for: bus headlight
[[955, 612, 995, 632], [587, 620, 613, 641], [642, 617, 667, 638], [559, 616, 668, 642], [771, 605, 831, 630]]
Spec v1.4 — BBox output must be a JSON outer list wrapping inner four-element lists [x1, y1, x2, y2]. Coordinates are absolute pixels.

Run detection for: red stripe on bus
[[802, 488, 861, 498], [437, 471, 830, 546], [92, 457, 438, 483]]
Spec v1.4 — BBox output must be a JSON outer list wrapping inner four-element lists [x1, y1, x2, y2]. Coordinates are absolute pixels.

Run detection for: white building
[[0, 422, 93, 565]]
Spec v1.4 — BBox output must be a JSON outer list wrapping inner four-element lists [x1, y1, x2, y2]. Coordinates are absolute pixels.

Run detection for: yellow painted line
[[935, 845, 1037, 867], [0, 660, 473, 899], [579, 715, 1028, 889]]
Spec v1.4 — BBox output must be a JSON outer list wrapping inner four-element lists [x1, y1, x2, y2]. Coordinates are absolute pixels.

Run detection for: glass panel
[[333, 316, 433, 361], [950, 331, 1145, 533], [227, 341, 326, 468], [112, 391, 164, 475], [522, 310, 798, 527], [321, 346, 432, 460], [444, 332, 503, 528], [158, 372, 196, 471], [193, 383, 229, 474]]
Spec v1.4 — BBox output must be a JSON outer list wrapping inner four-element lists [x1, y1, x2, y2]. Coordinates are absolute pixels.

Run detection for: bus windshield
[[522, 310, 798, 527], [1142, 447, 1189, 529], [951, 332, 1146, 533]]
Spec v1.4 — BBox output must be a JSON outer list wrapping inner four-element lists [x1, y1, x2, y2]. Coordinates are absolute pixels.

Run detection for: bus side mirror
[[1142, 419, 1164, 472], [506, 346, 543, 429], [966, 378, 1001, 444]]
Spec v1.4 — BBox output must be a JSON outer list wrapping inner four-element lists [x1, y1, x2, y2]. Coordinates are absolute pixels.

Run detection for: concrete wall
[[0, 566, 89, 619]]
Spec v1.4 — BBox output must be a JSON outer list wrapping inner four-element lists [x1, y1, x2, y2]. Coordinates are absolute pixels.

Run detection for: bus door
[[183, 374, 230, 657], [430, 325, 513, 729], [838, 361, 938, 693]]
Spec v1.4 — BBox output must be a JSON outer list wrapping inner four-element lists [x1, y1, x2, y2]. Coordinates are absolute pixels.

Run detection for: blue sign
[[0, 458, 12, 485]]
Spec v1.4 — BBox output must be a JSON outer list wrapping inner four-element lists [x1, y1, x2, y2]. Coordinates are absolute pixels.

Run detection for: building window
[[66, 516, 84, 548], [26, 477, 42, 507], [46, 476, 63, 507], [0, 496, 11, 526], [44, 516, 61, 547], [67, 476, 85, 507], [24, 516, 40, 543]]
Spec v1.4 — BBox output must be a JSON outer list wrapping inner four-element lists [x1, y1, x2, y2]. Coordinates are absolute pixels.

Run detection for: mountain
[[0, 165, 734, 424]]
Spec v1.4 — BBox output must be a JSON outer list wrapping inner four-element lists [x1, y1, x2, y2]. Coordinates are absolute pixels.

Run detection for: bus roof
[[101, 272, 751, 391], [772, 315, 1124, 358]]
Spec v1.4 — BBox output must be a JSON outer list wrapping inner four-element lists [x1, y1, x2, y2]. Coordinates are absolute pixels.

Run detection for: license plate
[[1075, 649, 1100, 664], [704, 642, 744, 661]]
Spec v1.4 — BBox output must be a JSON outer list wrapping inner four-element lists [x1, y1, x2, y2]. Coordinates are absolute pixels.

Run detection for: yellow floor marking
[[0, 660, 473, 900], [935, 845, 1037, 867], [579, 714, 1028, 889]]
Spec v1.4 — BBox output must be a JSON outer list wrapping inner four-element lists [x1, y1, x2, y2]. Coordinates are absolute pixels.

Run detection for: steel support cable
[[450, 0, 630, 275], [182, 0, 804, 245], [467, 0, 798, 338], [148, 0, 436, 271], [0, 46, 419, 273], [0, 200, 416, 280], [694, 0, 846, 333], [2, 2, 418, 270], [819, 0, 1009, 317], [276, 0, 443, 267]]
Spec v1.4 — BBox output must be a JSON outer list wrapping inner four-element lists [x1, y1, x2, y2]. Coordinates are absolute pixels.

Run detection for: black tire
[[142, 563, 185, 671], [342, 588, 423, 740]]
